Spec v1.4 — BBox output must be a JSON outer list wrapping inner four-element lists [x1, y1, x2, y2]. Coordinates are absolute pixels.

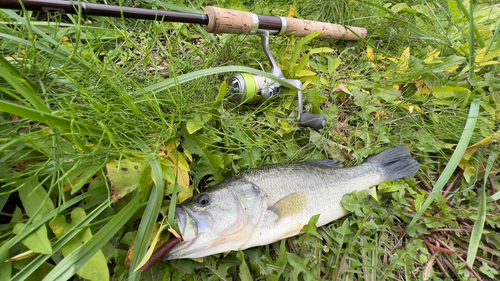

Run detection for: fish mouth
[[176, 206, 213, 241], [162, 206, 214, 260]]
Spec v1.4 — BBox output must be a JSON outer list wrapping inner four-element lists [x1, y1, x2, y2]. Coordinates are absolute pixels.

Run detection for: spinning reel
[[227, 30, 326, 130]]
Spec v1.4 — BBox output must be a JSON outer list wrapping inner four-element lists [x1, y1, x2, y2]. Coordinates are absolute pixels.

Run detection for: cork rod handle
[[284, 18, 367, 40], [203, 6, 367, 41]]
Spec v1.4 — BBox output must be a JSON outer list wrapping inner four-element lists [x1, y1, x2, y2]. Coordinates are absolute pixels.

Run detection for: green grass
[[1, 0, 500, 280]]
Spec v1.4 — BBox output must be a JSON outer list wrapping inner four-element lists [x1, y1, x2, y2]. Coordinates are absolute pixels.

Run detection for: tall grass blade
[[0, 67, 49, 112], [454, 0, 485, 48], [467, 0, 475, 82], [486, 19, 500, 54], [0, 100, 104, 137], [1, 9, 91, 70], [424, 0, 453, 46], [0, 56, 37, 90], [143, 0, 203, 14], [407, 99, 480, 230], [42, 196, 141, 281], [128, 157, 165, 280], [141, 66, 298, 95], [467, 155, 496, 266]]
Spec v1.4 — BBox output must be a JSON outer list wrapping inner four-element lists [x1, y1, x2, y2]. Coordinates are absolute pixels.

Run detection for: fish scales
[[161, 145, 420, 260], [238, 163, 383, 248]]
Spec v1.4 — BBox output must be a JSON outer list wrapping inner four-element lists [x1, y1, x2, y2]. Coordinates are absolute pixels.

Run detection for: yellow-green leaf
[[475, 47, 488, 63], [479, 61, 500, 66], [423, 49, 440, 64], [480, 49, 500, 62], [186, 119, 203, 134], [49, 208, 109, 281], [370, 187, 378, 202], [178, 185, 194, 203], [134, 223, 169, 272], [13, 223, 52, 254], [186, 114, 211, 134], [106, 159, 153, 203], [295, 70, 317, 77], [432, 86, 470, 99], [18, 178, 54, 219], [309, 47, 334, 54]]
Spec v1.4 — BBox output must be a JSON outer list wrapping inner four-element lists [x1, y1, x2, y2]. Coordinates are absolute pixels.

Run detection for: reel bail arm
[[228, 30, 326, 130]]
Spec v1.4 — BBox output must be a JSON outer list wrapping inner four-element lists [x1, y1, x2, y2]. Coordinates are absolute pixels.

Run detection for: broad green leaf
[[289, 31, 321, 70], [301, 214, 321, 239], [10, 197, 108, 281], [448, 0, 463, 24], [13, 224, 52, 255], [186, 114, 211, 134], [391, 3, 409, 12], [432, 86, 470, 99], [328, 58, 341, 74], [106, 159, 153, 203], [309, 47, 334, 54], [18, 178, 54, 219], [480, 48, 500, 62], [373, 87, 401, 102], [43, 197, 141, 281], [49, 208, 109, 281], [295, 70, 316, 77], [379, 180, 406, 193], [306, 87, 327, 106], [182, 129, 224, 185], [429, 55, 467, 72], [491, 191, 500, 201], [309, 128, 350, 160], [0, 241, 12, 280], [286, 253, 316, 280], [70, 164, 104, 194], [294, 53, 311, 73], [237, 252, 253, 281], [25, 262, 54, 281]]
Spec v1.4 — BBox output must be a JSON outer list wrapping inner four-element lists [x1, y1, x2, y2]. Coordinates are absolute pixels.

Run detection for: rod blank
[[0, 0, 208, 24], [0, 0, 367, 40]]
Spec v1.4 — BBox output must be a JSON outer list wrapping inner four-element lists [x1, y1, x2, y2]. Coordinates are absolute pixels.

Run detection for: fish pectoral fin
[[301, 159, 344, 169], [269, 192, 307, 221]]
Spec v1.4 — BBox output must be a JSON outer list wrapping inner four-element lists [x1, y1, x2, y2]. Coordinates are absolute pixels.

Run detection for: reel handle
[[299, 113, 326, 130]]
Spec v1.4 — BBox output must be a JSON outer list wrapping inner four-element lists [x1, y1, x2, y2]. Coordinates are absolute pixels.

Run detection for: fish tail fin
[[367, 145, 420, 181]]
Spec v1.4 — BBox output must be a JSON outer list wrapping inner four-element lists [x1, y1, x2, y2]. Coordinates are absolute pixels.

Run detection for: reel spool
[[226, 30, 326, 130], [227, 73, 279, 104]]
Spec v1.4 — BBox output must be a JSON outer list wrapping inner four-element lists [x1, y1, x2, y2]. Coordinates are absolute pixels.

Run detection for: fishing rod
[[1, 0, 368, 129]]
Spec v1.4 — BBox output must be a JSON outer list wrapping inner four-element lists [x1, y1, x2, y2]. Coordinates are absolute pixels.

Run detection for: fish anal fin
[[269, 192, 307, 221]]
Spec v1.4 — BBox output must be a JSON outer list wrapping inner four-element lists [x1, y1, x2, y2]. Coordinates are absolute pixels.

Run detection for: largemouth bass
[[162, 145, 420, 260]]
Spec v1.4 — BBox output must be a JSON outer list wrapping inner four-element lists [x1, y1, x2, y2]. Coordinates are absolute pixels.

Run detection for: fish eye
[[196, 194, 210, 207]]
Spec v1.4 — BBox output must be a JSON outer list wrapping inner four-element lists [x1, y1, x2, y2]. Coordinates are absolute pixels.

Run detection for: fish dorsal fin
[[269, 192, 307, 221], [301, 159, 344, 169]]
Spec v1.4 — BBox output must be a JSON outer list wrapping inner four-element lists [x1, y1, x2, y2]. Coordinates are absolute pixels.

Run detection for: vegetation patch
[[1, 0, 499, 280]]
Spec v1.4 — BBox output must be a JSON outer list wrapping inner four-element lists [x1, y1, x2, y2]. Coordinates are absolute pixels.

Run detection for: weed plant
[[1, 0, 499, 280]]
